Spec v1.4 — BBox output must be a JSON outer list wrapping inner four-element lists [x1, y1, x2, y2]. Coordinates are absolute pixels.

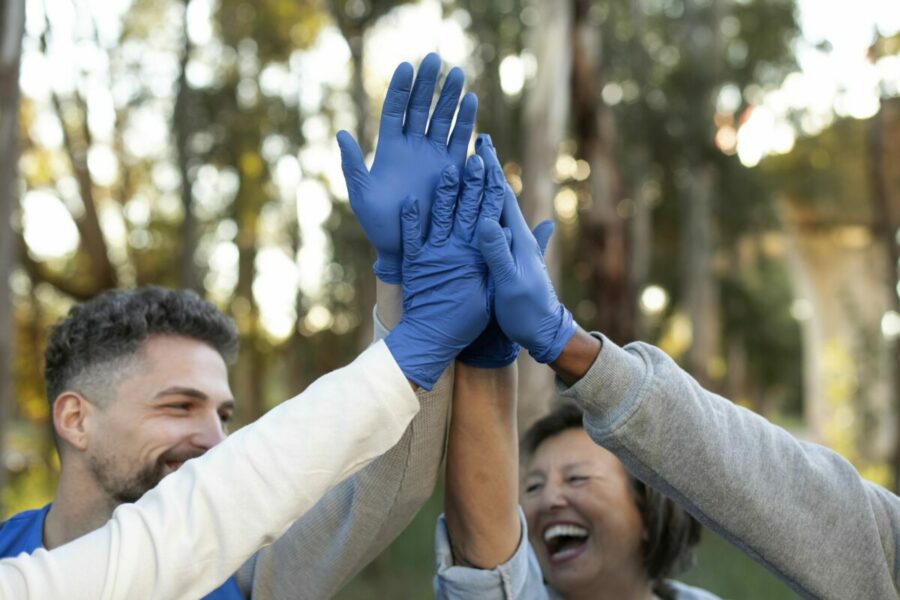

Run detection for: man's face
[[83, 335, 235, 505], [520, 428, 646, 595]]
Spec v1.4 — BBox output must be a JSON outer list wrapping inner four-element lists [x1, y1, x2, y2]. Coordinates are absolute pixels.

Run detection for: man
[[1, 53, 475, 599], [0, 152, 503, 599]]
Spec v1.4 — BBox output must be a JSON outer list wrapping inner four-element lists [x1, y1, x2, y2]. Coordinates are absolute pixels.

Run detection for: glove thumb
[[478, 218, 515, 284], [532, 220, 555, 257], [336, 130, 368, 197]]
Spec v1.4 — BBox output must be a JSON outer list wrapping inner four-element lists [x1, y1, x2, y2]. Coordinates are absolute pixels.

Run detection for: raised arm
[[237, 284, 454, 598], [434, 135, 554, 600], [441, 153, 526, 569], [237, 55, 476, 598], [477, 134, 900, 598], [556, 332, 900, 599], [0, 342, 419, 600], [442, 363, 519, 569]]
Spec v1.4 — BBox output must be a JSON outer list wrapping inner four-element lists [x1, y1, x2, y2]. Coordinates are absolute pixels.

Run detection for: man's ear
[[52, 391, 94, 451]]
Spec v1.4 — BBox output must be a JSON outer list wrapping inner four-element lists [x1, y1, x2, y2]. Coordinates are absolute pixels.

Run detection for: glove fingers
[[378, 62, 414, 140], [479, 166, 505, 224], [447, 92, 478, 164], [336, 130, 368, 199], [477, 218, 515, 284], [454, 155, 485, 241], [532, 220, 555, 256], [475, 134, 531, 237], [427, 67, 464, 145], [401, 195, 425, 258], [430, 165, 460, 245], [405, 53, 441, 138]]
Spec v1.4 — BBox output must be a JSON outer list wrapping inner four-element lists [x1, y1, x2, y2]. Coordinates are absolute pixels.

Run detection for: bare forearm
[[443, 362, 520, 569], [551, 325, 602, 387], [375, 279, 402, 330]]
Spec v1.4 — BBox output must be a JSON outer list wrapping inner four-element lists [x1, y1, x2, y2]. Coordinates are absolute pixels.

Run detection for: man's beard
[[88, 449, 203, 505]]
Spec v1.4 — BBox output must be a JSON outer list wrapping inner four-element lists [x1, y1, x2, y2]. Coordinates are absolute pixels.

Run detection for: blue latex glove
[[457, 135, 555, 367], [457, 162, 519, 367], [337, 53, 478, 284], [386, 156, 502, 390], [474, 137, 577, 364]]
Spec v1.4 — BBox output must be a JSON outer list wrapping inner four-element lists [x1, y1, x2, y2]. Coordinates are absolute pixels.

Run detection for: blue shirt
[[0, 505, 244, 599]]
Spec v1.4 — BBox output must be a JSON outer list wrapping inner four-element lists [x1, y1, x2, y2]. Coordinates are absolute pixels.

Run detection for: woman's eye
[[525, 482, 543, 494]]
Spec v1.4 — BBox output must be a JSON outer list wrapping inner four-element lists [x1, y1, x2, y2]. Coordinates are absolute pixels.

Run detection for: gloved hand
[[386, 156, 501, 390], [474, 136, 577, 364], [337, 53, 478, 284], [457, 161, 519, 368]]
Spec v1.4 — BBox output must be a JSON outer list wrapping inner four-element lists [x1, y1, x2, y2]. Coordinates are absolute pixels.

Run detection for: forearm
[[0, 342, 419, 600], [240, 370, 453, 598], [444, 362, 520, 569], [550, 325, 601, 386], [240, 302, 453, 598], [375, 279, 402, 330]]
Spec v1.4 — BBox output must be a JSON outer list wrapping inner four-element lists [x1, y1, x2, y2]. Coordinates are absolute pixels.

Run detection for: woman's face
[[521, 428, 647, 595]]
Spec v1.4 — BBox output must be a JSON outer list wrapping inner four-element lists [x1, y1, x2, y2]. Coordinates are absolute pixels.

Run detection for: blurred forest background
[[1, 0, 899, 597]]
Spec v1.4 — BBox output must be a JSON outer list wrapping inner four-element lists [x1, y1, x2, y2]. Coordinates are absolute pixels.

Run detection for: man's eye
[[219, 412, 233, 424], [167, 403, 192, 411], [568, 475, 588, 484]]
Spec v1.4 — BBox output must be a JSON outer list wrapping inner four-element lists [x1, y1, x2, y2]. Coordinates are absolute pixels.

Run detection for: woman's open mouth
[[543, 523, 590, 564]]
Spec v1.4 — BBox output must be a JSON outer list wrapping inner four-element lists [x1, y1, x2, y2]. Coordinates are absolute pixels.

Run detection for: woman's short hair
[[521, 402, 702, 597]]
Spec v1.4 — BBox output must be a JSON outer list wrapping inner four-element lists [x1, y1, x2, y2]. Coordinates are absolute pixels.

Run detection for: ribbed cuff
[[555, 332, 648, 437]]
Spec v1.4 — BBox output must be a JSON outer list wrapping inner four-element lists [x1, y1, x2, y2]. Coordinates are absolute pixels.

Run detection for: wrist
[[550, 326, 602, 386], [457, 320, 519, 368], [528, 305, 578, 364], [375, 279, 402, 329], [385, 320, 456, 391], [373, 256, 402, 285]]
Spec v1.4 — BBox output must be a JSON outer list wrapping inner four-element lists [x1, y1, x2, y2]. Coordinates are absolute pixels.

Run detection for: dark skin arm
[[550, 325, 602, 387]]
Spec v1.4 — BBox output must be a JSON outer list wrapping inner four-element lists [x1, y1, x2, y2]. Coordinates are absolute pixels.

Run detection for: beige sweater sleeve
[[238, 306, 454, 599], [0, 341, 419, 600]]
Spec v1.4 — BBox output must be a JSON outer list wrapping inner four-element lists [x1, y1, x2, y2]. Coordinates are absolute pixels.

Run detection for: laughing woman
[[432, 135, 718, 600], [518, 403, 711, 599], [434, 376, 717, 600]]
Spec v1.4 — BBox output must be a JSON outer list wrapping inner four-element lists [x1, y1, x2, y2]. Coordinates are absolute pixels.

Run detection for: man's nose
[[193, 410, 227, 449]]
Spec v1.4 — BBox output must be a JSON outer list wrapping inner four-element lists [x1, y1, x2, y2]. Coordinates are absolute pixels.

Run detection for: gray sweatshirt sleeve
[[235, 307, 453, 599], [559, 333, 900, 600]]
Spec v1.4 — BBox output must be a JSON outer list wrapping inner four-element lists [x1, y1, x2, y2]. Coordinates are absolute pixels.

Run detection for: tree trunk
[[347, 28, 376, 351], [174, 6, 202, 292], [781, 202, 894, 473], [571, 0, 633, 345], [871, 99, 900, 491], [682, 163, 719, 385], [0, 0, 26, 516], [40, 21, 116, 293], [517, 0, 572, 433]]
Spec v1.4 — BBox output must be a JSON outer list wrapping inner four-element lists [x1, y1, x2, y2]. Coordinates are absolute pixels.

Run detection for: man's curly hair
[[44, 287, 239, 407]]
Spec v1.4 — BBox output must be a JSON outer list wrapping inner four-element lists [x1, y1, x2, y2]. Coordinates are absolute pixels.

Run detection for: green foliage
[[217, 0, 327, 58], [761, 117, 872, 223], [681, 528, 800, 599]]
